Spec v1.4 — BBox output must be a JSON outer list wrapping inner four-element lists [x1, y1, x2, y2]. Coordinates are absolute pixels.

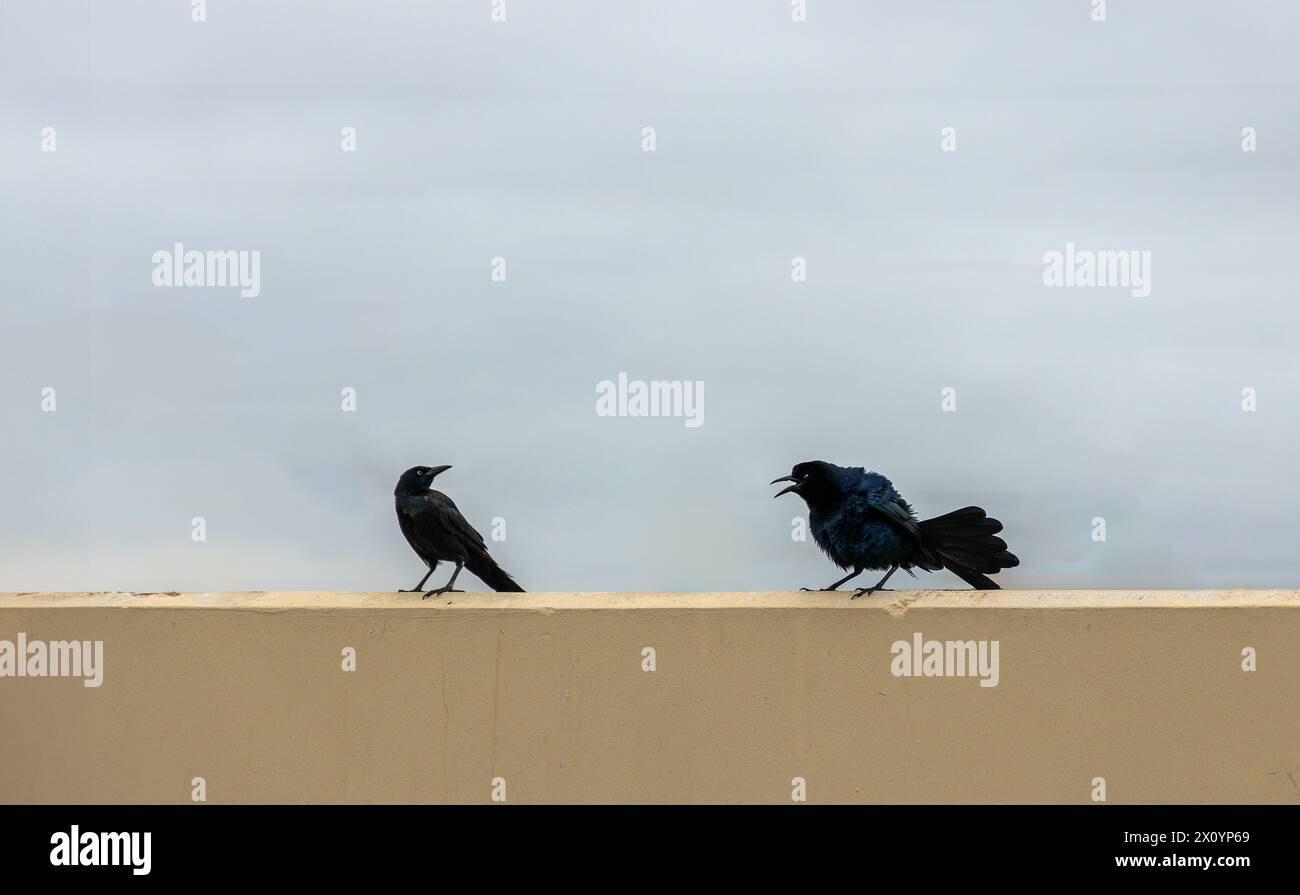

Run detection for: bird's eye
[[419, 469, 428, 475]]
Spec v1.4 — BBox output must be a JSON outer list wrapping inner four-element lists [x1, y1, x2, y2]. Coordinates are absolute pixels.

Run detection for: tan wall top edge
[[0, 590, 1297, 611]]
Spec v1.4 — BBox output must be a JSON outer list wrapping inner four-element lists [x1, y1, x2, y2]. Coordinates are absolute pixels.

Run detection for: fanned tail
[[918, 506, 1019, 590]]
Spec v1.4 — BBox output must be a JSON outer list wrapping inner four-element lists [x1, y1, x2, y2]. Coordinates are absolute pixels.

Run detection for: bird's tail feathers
[[466, 552, 525, 593], [945, 565, 1000, 590], [918, 506, 1019, 590]]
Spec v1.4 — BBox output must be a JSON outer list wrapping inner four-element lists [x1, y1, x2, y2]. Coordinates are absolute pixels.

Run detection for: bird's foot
[[422, 587, 465, 600], [850, 587, 893, 600], [398, 588, 422, 593], [799, 586, 841, 592]]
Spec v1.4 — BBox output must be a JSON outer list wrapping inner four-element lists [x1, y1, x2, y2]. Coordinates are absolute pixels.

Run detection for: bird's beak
[[770, 475, 798, 498], [429, 464, 452, 478]]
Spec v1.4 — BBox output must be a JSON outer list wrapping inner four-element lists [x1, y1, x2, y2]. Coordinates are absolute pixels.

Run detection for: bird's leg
[[852, 565, 899, 600], [423, 562, 466, 599], [801, 568, 863, 592], [400, 568, 434, 593]]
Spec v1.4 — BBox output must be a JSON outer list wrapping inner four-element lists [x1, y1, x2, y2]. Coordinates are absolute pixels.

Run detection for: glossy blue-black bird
[[395, 465, 524, 596], [772, 460, 1019, 597]]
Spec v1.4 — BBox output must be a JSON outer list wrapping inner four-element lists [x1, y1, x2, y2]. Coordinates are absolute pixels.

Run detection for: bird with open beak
[[772, 460, 1018, 597]]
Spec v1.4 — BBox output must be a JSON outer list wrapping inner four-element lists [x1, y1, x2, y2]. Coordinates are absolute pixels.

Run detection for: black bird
[[772, 460, 1018, 598], [394, 465, 524, 596]]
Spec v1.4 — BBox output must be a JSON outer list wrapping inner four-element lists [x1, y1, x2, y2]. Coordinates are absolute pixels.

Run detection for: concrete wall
[[0, 591, 1296, 804]]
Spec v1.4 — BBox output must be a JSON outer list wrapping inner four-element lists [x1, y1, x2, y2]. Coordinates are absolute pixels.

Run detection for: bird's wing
[[841, 477, 926, 546], [868, 497, 926, 544], [397, 492, 487, 562], [428, 492, 491, 555]]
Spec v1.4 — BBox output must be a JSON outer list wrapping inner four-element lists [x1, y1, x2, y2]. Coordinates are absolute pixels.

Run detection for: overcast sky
[[1, 1, 1297, 593]]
